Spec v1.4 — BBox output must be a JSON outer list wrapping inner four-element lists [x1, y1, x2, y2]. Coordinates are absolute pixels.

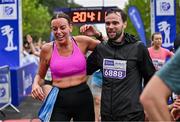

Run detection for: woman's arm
[[31, 43, 52, 101]]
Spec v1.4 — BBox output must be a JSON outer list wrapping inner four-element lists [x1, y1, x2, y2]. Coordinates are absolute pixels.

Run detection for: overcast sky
[[73, 0, 128, 8], [73, 0, 128, 36]]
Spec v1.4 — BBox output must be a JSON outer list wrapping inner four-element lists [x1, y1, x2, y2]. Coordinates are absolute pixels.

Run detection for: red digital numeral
[[87, 12, 95, 21], [72, 12, 80, 22]]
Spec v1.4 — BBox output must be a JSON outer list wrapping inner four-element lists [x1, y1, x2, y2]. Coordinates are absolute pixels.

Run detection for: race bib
[[152, 59, 165, 70], [103, 59, 127, 79]]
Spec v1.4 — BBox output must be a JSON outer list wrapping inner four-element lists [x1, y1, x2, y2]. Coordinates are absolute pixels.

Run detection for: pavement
[[0, 96, 42, 122]]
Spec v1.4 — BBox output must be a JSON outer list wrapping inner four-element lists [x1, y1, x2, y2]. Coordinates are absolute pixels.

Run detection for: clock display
[[54, 7, 117, 24]]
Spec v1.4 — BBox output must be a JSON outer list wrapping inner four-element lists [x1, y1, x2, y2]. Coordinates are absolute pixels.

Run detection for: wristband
[[44, 79, 52, 85], [95, 32, 103, 41]]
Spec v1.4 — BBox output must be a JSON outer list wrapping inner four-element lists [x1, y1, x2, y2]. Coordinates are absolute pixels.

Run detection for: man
[[81, 8, 156, 121], [140, 42, 180, 121]]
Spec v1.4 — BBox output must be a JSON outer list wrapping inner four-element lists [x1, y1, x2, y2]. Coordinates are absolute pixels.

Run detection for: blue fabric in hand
[[38, 87, 59, 122]]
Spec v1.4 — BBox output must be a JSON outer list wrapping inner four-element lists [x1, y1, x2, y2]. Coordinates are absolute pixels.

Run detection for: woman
[[31, 12, 101, 121], [148, 32, 174, 71]]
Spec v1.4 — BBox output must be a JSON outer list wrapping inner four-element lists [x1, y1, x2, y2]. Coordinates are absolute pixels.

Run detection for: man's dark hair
[[51, 12, 72, 25], [105, 8, 127, 22]]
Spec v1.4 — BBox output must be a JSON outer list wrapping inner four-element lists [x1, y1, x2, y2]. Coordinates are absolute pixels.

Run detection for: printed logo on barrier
[[0, 25, 17, 51], [4, 6, 14, 15], [0, 84, 9, 103], [157, 21, 173, 48], [156, 0, 174, 16], [22, 70, 33, 95], [0, 0, 15, 4], [0, 0, 17, 20], [0, 86, 6, 97], [161, 2, 170, 11], [0, 74, 8, 83]]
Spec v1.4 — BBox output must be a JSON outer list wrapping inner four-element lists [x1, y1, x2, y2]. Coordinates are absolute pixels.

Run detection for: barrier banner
[[151, 0, 176, 49], [0, 0, 22, 67], [0, 66, 10, 104]]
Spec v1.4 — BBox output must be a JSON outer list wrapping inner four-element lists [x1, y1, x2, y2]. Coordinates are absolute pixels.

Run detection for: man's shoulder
[[124, 33, 138, 43]]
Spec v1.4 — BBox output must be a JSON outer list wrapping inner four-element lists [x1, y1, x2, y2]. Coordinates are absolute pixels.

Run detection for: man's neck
[[114, 33, 124, 43]]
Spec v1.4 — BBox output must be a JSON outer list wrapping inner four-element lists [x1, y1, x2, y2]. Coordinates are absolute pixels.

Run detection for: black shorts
[[50, 83, 95, 121]]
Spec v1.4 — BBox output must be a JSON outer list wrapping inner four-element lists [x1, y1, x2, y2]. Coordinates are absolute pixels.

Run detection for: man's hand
[[80, 24, 100, 37]]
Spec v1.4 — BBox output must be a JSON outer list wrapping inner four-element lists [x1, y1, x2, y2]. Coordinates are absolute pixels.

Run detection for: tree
[[124, 0, 180, 46], [38, 0, 81, 36], [22, 0, 51, 41]]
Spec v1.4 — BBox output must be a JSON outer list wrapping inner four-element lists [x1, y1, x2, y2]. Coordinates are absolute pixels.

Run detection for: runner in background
[[90, 70, 102, 122], [148, 32, 174, 71]]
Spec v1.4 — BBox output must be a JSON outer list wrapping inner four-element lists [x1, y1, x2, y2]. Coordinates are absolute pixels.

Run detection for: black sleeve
[[137, 42, 156, 86], [87, 47, 100, 75]]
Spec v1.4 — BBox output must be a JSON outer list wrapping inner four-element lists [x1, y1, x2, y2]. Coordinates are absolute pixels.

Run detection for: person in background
[[148, 32, 174, 71], [140, 48, 180, 121], [90, 70, 102, 122], [81, 8, 156, 121], [26, 34, 41, 56], [31, 12, 102, 121]]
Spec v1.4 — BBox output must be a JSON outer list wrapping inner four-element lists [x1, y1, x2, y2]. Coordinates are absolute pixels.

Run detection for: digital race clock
[[54, 7, 117, 24]]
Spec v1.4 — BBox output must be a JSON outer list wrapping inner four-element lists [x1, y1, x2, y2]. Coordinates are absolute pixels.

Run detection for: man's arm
[[87, 47, 100, 75], [140, 75, 172, 121], [137, 42, 156, 86], [80, 24, 107, 42]]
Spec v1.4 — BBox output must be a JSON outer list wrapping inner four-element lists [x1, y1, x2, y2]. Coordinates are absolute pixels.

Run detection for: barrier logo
[[4, 6, 14, 16], [0, 87, 6, 97], [156, 0, 174, 16], [0, 25, 17, 51], [158, 21, 173, 48], [161, 2, 171, 11]]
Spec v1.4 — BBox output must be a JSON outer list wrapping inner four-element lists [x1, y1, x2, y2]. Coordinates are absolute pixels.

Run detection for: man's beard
[[108, 30, 123, 42]]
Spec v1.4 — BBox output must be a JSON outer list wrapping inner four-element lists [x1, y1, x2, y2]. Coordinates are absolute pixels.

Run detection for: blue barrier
[[10, 62, 38, 106], [0, 65, 19, 112]]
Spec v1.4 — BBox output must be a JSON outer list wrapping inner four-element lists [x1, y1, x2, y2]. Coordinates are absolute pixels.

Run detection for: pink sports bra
[[50, 39, 86, 79]]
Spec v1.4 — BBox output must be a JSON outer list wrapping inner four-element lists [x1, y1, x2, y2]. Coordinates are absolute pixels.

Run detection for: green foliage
[[22, 0, 51, 41], [22, 0, 85, 42], [124, 0, 180, 45]]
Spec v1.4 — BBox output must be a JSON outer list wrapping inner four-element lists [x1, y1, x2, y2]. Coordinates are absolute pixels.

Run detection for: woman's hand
[[31, 83, 45, 101], [170, 97, 180, 120]]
